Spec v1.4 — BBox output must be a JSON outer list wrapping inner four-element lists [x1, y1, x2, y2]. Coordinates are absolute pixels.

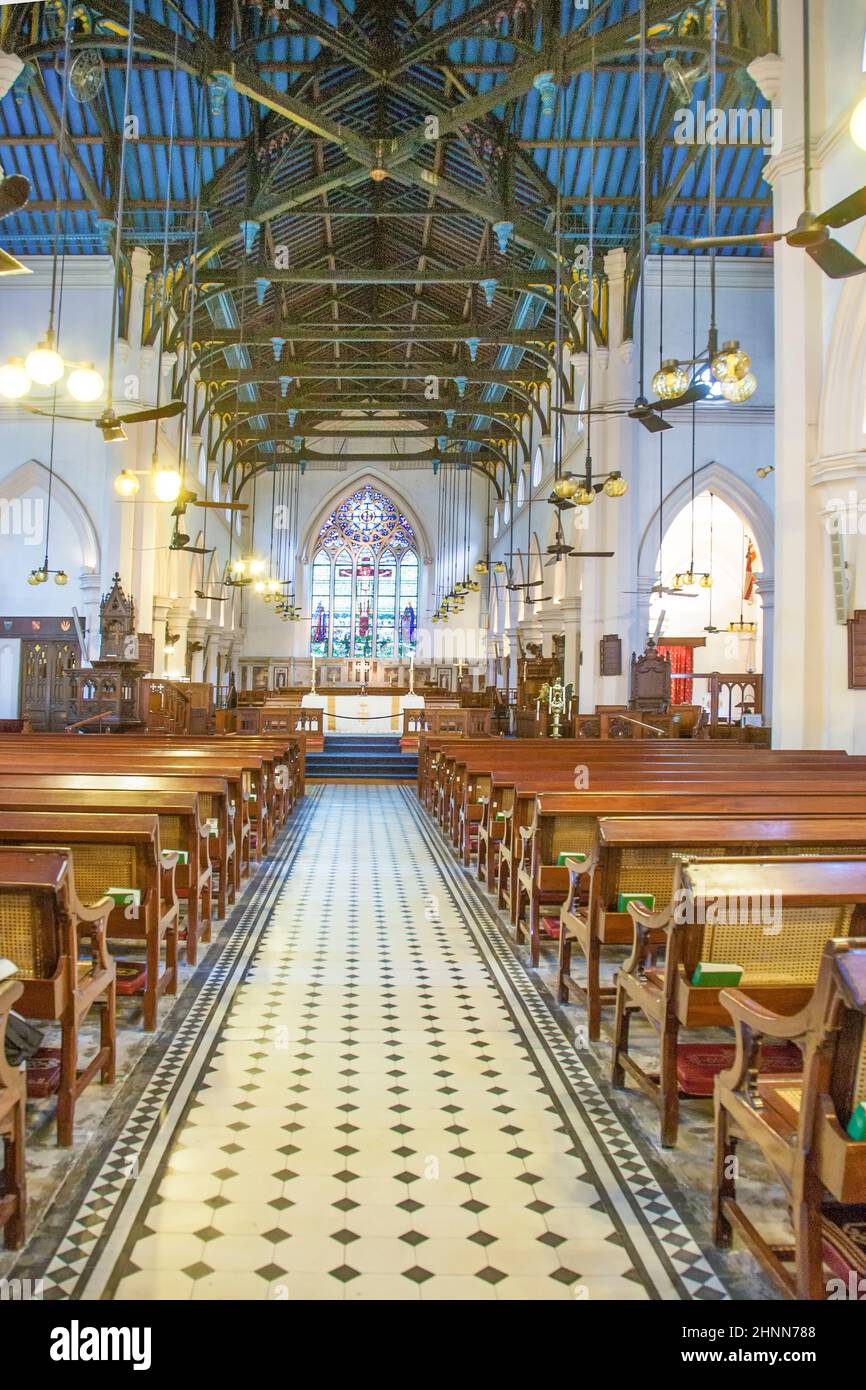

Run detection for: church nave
[[9, 784, 733, 1304]]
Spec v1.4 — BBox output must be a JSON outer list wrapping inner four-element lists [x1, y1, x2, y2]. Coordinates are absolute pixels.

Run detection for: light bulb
[[711, 340, 751, 383], [0, 356, 31, 399], [474, 561, 488, 574], [574, 485, 595, 506], [651, 359, 689, 400], [67, 362, 104, 403], [114, 469, 140, 498], [25, 339, 64, 386], [27, 570, 40, 586], [32, 567, 47, 584], [699, 573, 713, 588], [254, 579, 266, 594], [720, 371, 757, 403], [603, 472, 628, 497], [851, 95, 866, 151], [553, 475, 578, 499], [153, 468, 182, 502], [248, 558, 265, 576], [54, 569, 68, 586], [231, 558, 247, 576], [263, 591, 273, 603]]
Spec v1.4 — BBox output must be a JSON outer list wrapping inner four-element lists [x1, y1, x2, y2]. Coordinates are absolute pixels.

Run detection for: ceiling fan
[[657, 0, 866, 279], [169, 521, 214, 556], [176, 488, 247, 512], [553, 381, 709, 434], [25, 397, 186, 443], [195, 588, 229, 602], [545, 517, 614, 566], [623, 580, 699, 598], [663, 55, 706, 105], [0, 173, 32, 277]]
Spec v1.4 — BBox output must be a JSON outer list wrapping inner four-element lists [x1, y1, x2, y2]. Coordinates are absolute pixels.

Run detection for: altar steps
[[306, 734, 418, 781]]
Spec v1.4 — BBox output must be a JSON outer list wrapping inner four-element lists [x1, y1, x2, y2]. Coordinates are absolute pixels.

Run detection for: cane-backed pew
[[560, 815, 866, 1040], [0, 752, 254, 881], [515, 781, 866, 966], [713, 937, 866, 1299], [0, 848, 116, 1146], [0, 778, 222, 960], [0, 977, 26, 1248], [611, 856, 866, 1146], [0, 813, 178, 1031]]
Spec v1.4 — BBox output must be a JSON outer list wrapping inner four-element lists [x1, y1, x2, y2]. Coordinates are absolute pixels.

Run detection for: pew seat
[[0, 849, 116, 1146], [0, 977, 26, 1248], [611, 857, 866, 1146], [0, 813, 180, 1031], [559, 815, 866, 1039], [714, 938, 866, 1298]]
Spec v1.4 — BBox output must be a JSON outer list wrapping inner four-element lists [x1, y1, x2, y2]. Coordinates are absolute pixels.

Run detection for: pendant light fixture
[[652, 0, 757, 403]]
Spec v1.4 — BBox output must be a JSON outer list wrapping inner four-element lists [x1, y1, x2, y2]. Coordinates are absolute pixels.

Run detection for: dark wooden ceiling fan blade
[[818, 184, 866, 229], [654, 383, 711, 410], [115, 400, 186, 425], [630, 409, 672, 433], [23, 406, 88, 421], [656, 230, 782, 250], [806, 237, 866, 278]]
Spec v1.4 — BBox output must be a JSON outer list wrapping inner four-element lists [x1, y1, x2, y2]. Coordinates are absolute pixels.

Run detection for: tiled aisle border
[[36, 787, 324, 1300], [400, 788, 729, 1302]]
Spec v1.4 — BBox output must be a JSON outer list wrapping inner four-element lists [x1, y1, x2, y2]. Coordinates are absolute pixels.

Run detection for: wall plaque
[[599, 633, 622, 677], [847, 610, 866, 688]]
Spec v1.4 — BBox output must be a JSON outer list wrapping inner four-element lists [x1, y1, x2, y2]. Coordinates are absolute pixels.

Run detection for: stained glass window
[[310, 486, 419, 657]]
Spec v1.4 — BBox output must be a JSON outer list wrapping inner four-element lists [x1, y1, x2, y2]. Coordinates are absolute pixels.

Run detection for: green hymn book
[[847, 1101, 866, 1141], [691, 962, 744, 988], [557, 852, 587, 867], [617, 892, 655, 913]]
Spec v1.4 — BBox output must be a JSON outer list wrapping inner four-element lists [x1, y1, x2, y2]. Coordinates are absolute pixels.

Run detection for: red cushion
[[26, 1047, 61, 1099], [540, 914, 561, 940], [115, 960, 147, 996], [676, 1042, 802, 1098]]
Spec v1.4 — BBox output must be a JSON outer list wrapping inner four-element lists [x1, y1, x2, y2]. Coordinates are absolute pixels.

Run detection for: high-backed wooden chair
[[611, 857, 866, 1146], [0, 849, 116, 1146], [0, 977, 26, 1248], [714, 938, 866, 1299]]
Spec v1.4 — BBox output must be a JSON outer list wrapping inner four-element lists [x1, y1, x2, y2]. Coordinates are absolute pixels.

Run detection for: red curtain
[[658, 644, 694, 704]]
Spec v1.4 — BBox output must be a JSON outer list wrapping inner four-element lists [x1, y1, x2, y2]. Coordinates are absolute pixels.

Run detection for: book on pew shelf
[[0, 958, 18, 984], [558, 852, 587, 867], [617, 892, 655, 913], [691, 962, 744, 988], [495, 812, 506, 820], [206, 818, 219, 836], [165, 849, 189, 865], [106, 887, 141, 908], [847, 1101, 866, 1142]]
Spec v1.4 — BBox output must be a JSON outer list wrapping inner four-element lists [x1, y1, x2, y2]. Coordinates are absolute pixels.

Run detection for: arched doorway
[[649, 489, 765, 723]]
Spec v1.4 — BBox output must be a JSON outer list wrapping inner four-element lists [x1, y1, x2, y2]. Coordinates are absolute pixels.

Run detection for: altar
[[301, 690, 424, 734]]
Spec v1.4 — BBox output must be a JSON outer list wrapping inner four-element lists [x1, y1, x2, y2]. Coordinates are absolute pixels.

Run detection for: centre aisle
[[38, 786, 728, 1302]]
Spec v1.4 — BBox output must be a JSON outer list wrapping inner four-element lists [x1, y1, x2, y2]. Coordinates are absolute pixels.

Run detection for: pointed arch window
[[310, 485, 419, 658]]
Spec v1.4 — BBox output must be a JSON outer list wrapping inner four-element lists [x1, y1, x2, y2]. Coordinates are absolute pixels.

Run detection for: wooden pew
[[0, 751, 255, 881], [0, 849, 116, 1146], [0, 977, 26, 1248], [515, 779, 866, 965], [611, 856, 866, 1146], [713, 937, 866, 1299], [560, 815, 866, 1039], [0, 778, 220, 961], [0, 813, 179, 1032]]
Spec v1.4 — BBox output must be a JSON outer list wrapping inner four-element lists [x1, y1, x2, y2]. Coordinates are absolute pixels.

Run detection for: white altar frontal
[[301, 691, 424, 734]]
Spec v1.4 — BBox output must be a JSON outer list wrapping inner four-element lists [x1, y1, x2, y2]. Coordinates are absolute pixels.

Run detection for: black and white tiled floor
[[27, 785, 730, 1301]]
